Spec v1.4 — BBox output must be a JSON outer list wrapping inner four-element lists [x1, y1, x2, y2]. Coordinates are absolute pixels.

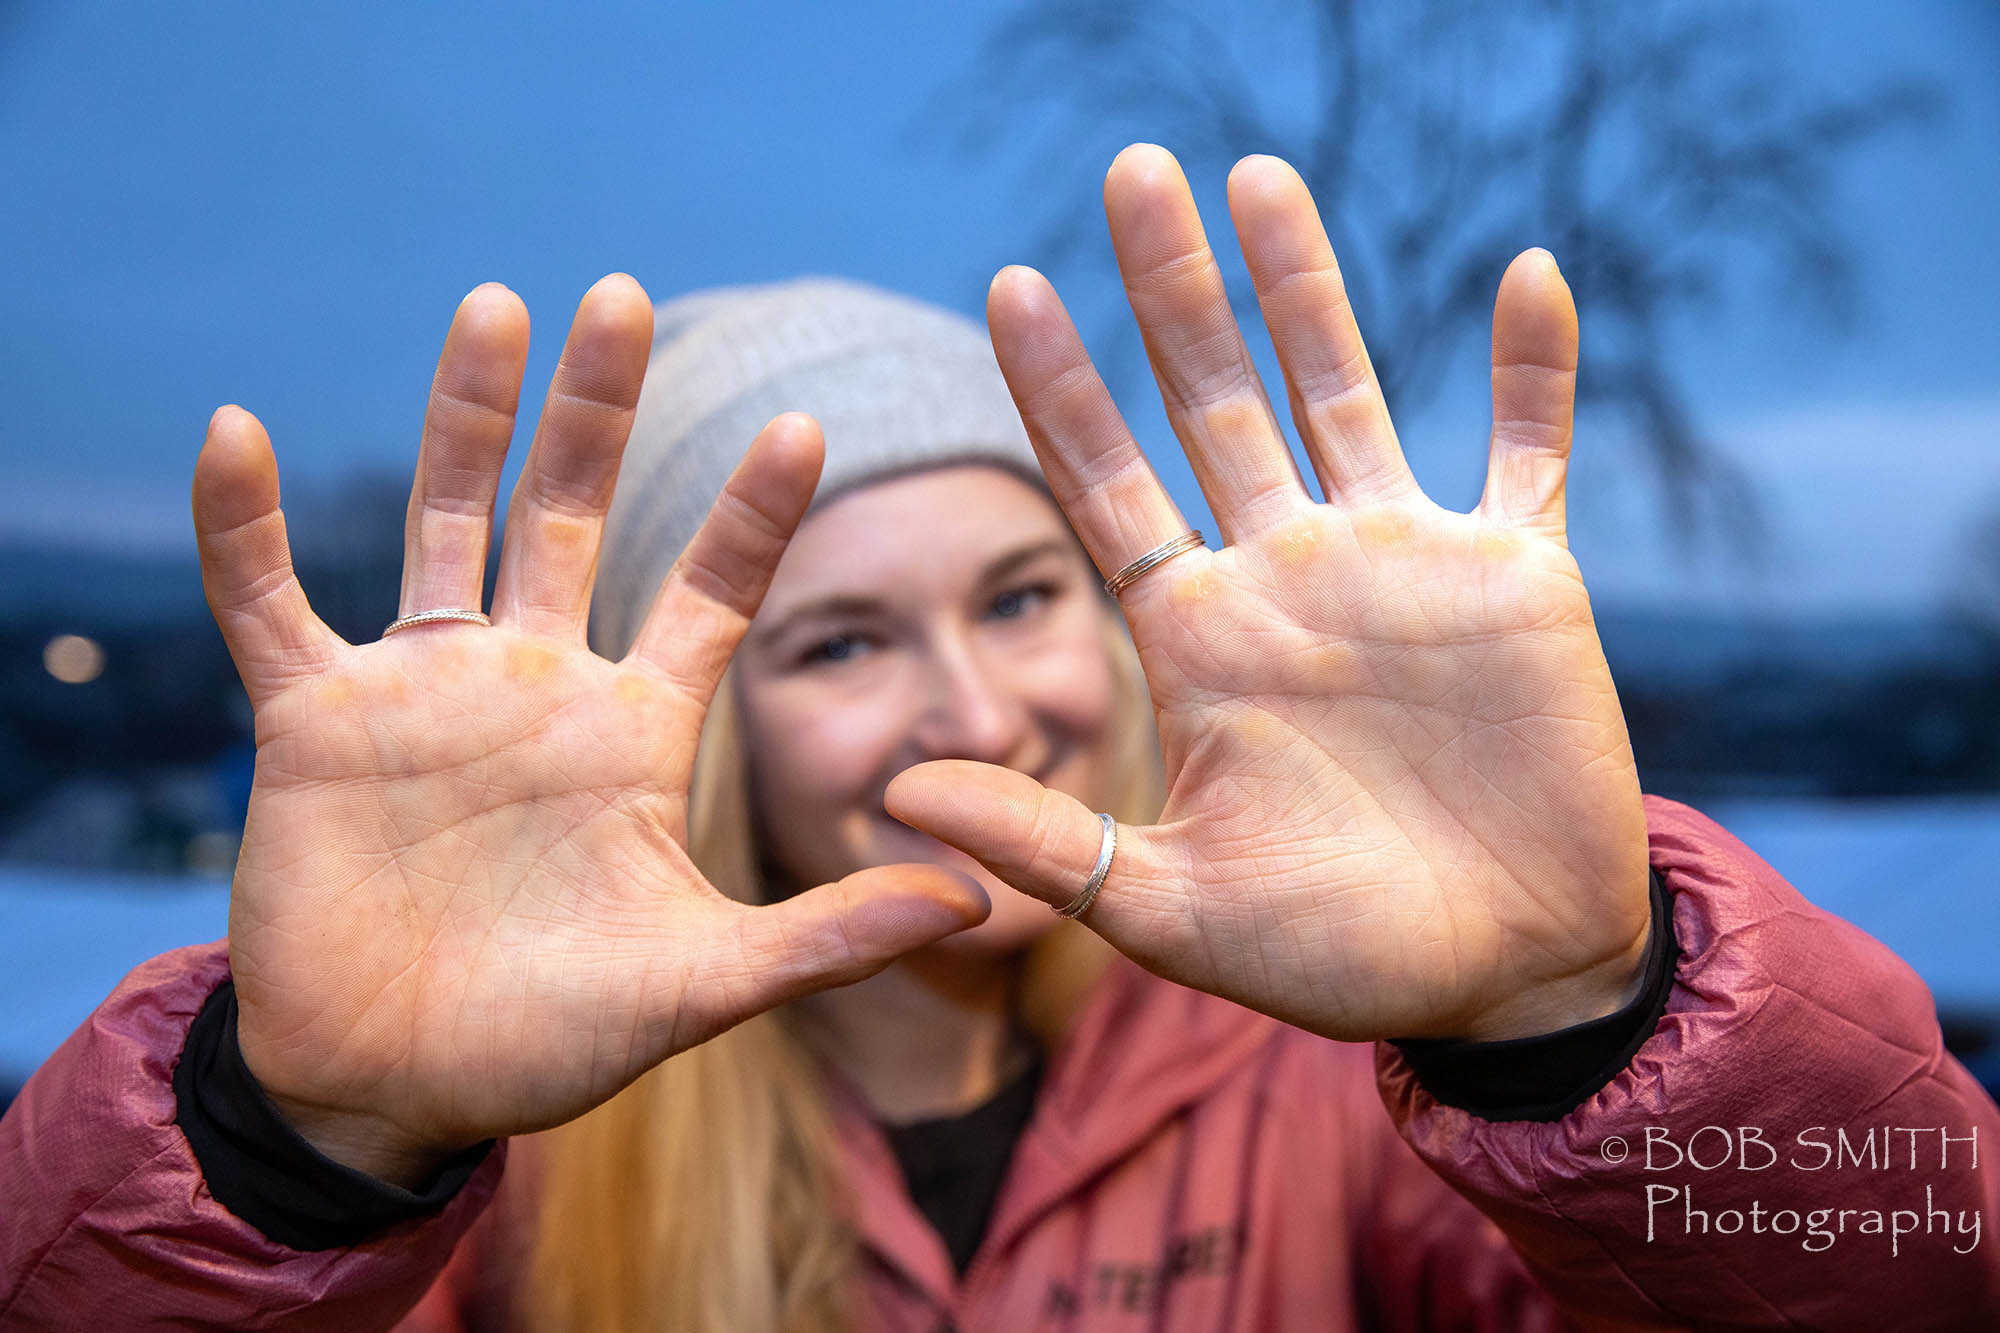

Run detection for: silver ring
[[382, 609, 493, 637], [1053, 812, 1116, 919], [1104, 531, 1206, 597]]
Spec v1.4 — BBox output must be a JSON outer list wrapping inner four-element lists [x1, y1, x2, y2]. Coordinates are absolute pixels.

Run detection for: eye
[[800, 632, 872, 666], [988, 581, 1058, 621]]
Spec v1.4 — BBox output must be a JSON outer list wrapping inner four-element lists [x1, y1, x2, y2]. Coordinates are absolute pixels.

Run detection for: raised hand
[[197, 276, 987, 1185], [886, 148, 1652, 1045]]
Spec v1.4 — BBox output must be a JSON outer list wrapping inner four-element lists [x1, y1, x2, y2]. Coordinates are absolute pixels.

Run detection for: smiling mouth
[[874, 817, 987, 873]]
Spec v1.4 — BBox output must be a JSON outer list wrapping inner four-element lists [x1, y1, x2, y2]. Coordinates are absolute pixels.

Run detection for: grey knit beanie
[[590, 276, 1049, 658]]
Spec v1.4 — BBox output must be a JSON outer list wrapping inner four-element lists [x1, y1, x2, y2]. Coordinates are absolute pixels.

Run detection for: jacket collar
[[822, 952, 1283, 1306]]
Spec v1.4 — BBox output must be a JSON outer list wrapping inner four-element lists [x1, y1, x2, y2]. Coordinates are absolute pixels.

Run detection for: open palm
[[886, 149, 1652, 1044], [200, 278, 986, 1184]]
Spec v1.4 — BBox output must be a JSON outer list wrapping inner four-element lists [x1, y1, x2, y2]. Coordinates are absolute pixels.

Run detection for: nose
[[910, 628, 1034, 768]]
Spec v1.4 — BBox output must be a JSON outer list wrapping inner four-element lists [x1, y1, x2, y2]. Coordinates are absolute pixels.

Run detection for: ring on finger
[[1053, 812, 1117, 919], [382, 608, 493, 638], [1104, 530, 1206, 597]]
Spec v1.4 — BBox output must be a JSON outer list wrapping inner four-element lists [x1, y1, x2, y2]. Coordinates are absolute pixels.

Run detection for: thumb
[[725, 865, 991, 1011], [884, 760, 1182, 949]]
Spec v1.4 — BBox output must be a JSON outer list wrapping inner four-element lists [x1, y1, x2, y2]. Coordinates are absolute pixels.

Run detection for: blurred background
[[2, 0, 1996, 1102]]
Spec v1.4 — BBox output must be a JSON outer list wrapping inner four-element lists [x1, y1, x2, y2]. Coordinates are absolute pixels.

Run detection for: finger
[[490, 273, 654, 639], [1477, 250, 1579, 543], [192, 406, 343, 708], [883, 760, 1193, 969], [1227, 155, 1420, 506], [718, 865, 992, 1014], [399, 283, 530, 620], [985, 266, 1201, 607], [625, 413, 824, 705], [1104, 143, 1311, 543]]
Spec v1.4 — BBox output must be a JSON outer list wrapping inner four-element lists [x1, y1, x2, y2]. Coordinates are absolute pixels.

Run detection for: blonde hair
[[519, 563, 1164, 1331]]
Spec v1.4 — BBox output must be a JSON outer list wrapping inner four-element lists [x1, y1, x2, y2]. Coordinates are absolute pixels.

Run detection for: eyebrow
[[750, 537, 1075, 650]]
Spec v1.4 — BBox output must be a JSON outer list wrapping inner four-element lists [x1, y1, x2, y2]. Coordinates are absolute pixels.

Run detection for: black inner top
[[882, 1054, 1045, 1276]]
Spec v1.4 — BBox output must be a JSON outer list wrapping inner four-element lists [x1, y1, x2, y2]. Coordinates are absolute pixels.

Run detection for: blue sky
[[2, 0, 1995, 615]]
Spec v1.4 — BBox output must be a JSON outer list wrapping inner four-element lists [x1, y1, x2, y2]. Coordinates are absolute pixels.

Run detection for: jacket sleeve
[[1342, 1078, 1579, 1332], [0, 940, 505, 1331], [1376, 793, 2000, 1330]]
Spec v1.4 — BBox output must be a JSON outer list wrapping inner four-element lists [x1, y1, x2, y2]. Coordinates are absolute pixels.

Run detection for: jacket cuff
[[1388, 866, 1677, 1121], [173, 981, 495, 1251], [1373, 795, 2000, 1327]]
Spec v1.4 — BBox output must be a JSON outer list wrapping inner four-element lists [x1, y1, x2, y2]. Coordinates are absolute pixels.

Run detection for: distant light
[[44, 634, 105, 684]]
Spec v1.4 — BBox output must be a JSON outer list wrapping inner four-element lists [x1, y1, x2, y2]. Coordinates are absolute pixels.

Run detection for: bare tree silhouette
[[931, 0, 1937, 552]]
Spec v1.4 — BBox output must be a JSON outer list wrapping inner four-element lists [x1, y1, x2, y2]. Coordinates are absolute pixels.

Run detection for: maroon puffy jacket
[[4, 796, 1997, 1329]]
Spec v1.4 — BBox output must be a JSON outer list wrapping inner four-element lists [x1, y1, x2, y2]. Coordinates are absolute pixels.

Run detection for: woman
[[3, 148, 1996, 1330]]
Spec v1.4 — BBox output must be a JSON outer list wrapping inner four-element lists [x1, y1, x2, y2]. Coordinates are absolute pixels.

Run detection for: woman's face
[[733, 463, 1119, 956]]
